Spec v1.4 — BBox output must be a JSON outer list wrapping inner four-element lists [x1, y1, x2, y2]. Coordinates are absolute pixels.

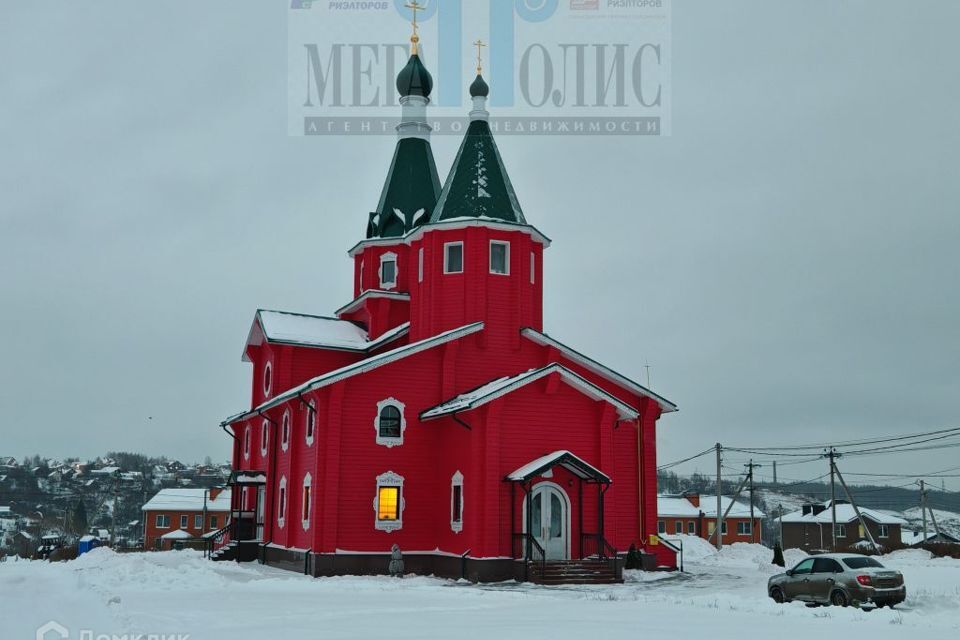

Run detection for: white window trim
[[443, 242, 464, 274], [374, 398, 406, 447], [194, 515, 202, 529], [278, 476, 288, 529], [418, 247, 424, 283], [156, 514, 170, 529], [281, 410, 291, 452], [530, 251, 535, 284], [657, 520, 666, 534], [450, 471, 464, 533], [180, 515, 189, 530], [878, 524, 889, 539], [674, 520, 683, 535], [687, 521, 695, 535], [305, 400, 316, 447], [260, 419, 269, 456], [379, 251, 398, 290], [489, 240, 510, 275], [263, 361, 272, 397], [738, 521, 752, 535], [243, 426, 251, 461], [302, 473, 312, 531], [835, 524, 846, 538], [373, 470, 405, 532]]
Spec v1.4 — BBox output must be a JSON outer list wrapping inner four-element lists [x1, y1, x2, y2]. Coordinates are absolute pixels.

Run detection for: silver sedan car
[[768, 554, 906, 608]]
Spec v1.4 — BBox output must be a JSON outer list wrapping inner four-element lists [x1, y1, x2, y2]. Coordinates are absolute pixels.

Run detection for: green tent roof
[[368, 137, 442, 238], [430, 119, 525, 224]]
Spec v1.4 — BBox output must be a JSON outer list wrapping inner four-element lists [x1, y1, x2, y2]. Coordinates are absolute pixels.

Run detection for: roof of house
[[901, 529, 960, 545], [369, 136, 441, 239], [507, 450, 610, 483], [224, 322, 485, 425], [657, 495, 764, 519], [141, 488, 232, 513], [244, 309, 409, 359], [520, 328, 677, 413], [781, 501, 906, 525], [160, 529, 194, 540], [420, 363, 639, 421]]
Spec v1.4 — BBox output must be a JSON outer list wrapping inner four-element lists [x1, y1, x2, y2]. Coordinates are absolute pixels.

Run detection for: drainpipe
[[259, 410, 279, 551]]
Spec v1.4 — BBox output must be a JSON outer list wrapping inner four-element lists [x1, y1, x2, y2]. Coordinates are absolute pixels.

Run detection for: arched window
[[374, 398, 406, 447], [373, 471, 404, 532], [450, 471, 464, 533], [277, 476, 287, 529], [281, 411, 290, 452], [302, 473, 312, 531], [243, 425, 251, 460], [305, 400, 316, 446], [263, 361, 273, 397], [260, 419, 269, 456]]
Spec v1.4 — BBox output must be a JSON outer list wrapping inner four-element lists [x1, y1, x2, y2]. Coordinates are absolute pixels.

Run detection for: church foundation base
[[258, 545, 520, 583]]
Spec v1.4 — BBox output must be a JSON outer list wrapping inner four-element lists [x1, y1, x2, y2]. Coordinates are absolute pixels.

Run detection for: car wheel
[[770, 587, 785, 604], [830, 590, 849, 607]]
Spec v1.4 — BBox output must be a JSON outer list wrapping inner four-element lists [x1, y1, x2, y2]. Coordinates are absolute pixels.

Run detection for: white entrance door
[[529, 485, 569, 560]]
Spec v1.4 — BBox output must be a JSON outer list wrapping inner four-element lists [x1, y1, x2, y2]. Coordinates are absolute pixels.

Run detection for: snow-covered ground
[[2, 540, 958, 640]]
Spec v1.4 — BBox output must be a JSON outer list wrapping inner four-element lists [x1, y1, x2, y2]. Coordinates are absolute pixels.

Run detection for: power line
[[727, 425, 960, 452], [657, 447, 715, 471]]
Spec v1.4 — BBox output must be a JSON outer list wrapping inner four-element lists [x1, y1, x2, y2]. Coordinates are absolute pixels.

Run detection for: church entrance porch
[[507, 451, 622, 584]]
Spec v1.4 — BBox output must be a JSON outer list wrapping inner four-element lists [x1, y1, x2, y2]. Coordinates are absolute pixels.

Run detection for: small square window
[[674, 520, 683, 535], [657, 520, 666, 534], [738, 521, 752, 536], [156, 515, 170, 529], [194, 515, 202, 529], [180, 515, 189, 529], [209, 516, 218, 529], [444, 242, 464, 274], [380, 255, 397, 289], [687, 521, 695, 535], [878, 524, 889, 539], [490, 241, 509, 275]]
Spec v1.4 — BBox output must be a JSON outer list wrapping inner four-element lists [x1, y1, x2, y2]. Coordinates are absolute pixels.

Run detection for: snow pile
[[2, 547, 960, 640]]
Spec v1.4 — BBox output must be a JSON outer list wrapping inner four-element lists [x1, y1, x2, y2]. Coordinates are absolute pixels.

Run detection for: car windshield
[[842, 556, 884, 569]]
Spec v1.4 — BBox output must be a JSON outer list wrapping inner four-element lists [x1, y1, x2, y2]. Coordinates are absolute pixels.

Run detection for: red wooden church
[[216, 33, 678, 582]]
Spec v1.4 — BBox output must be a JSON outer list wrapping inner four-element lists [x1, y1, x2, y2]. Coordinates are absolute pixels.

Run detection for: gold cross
[[474, 39, 486, 74], [405, 1, 423, 54]]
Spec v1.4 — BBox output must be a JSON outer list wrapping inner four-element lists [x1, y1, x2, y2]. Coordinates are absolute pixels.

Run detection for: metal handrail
[[511, 533, 546, 580], [203, 523, 233, 559]]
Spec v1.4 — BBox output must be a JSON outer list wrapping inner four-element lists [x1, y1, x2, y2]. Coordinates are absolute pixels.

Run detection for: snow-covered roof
[[901, 529, 959, 545], [79, 535, 97, 542], [244, 309, 409, 360], [507, 450, 610, 483], [141, 488, 232, 513], [781, 501, 906, 525], [347, 218, 551, 258], [0, 506, 11, 514], [520, 328, 678, 413], [335, 291, 412, 316], [420, 364, 639, 421], [160, 529, 193, 540], [657, 495, 764, 519], [225, 322, 485, 425], [90, 466, 120, 475], [657, 496, 701, 518]]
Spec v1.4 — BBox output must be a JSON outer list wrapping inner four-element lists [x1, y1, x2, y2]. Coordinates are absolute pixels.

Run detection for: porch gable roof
[[506, 450, 611, 484], [419, 363, 639, 421]]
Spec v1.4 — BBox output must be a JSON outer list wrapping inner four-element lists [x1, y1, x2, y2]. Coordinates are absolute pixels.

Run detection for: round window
[[263, 362, 272, 395]]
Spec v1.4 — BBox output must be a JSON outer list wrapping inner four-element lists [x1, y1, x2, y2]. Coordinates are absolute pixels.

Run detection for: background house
[[781, 500, 906, 552], [658, 493, 764, 545], [141, 488, 231, 550]]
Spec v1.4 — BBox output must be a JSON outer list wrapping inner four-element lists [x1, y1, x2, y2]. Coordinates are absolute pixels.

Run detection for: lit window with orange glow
[[378, 486, 399, 521], [374, 471, 404, 532]]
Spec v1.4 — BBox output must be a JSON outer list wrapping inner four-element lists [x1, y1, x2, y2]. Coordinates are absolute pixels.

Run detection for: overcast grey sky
[[1, 1, 958, 488]]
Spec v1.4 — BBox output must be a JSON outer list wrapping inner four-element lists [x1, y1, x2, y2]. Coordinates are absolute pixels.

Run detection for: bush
[[48, 545, 78, 562]]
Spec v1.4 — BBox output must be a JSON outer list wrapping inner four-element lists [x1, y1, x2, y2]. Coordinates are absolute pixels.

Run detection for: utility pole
[[745, 460, 762, 544], [715, 443, 723, 551], [920, 479, 928, 545], [111, 470, 120, 547], [778, 503, 784, 545], [834, 462, 879, 554], [828, 448, 838, 551], [772, 461, 777, 485]]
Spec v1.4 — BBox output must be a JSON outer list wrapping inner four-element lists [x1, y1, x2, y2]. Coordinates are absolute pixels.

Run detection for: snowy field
[[2, 538, 959, 640]]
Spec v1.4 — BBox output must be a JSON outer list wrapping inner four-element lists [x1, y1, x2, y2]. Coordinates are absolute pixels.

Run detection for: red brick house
[[216, 35, 678, 582], [658, 494, 764, 545], [142, 488, 232, 550]]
